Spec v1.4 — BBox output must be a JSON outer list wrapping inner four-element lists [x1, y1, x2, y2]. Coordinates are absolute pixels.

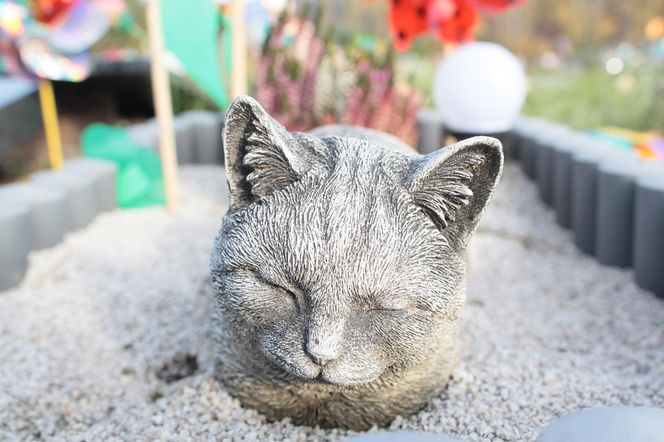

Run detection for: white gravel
[[1, 164, 663, 442]]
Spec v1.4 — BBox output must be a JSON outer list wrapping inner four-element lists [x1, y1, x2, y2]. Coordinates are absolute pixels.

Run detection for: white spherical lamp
[[433, 42, 527, 134]]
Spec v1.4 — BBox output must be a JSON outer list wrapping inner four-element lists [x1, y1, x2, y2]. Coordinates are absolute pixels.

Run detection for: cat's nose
[[306, 346, 336, 367], [306, 310, 344, 367]]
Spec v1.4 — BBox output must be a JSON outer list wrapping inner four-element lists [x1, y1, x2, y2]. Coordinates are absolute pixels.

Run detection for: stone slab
[[346, 431, 464, 442], [0, 182, 68, 250], [65, 158, 118, 212], [0, 203, 30, 291], [633, 174, 664, 298], [595, 159, 643, 267], [539, 406, 664, 442], [416, 109, 445, 155], [180, 110, 224, 164], [31, 167, 99, 231]]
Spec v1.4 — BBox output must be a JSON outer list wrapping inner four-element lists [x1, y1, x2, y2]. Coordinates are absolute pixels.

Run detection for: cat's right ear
[[405, 136, 503, 247], [222, 96, 305, 210]]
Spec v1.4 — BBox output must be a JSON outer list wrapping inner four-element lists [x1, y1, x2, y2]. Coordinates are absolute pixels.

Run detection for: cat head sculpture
[[210, 96, 502, 428]]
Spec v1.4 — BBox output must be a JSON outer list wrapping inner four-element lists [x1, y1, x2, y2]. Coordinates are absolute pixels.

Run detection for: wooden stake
[[146, 0, 178, 211], [229, 0, 247, 98], [38, 79, 64, 170]]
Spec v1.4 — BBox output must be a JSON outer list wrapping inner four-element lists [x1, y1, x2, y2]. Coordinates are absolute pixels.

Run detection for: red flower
[[386, 0, 525, 49], [34, 0, 77, 25], [470, 0, 527, 13], [388, 0, 430, 51], [433, 0, 478, 44]]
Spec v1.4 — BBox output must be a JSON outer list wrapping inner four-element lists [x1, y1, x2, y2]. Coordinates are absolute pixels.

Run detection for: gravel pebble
[[1, 164, 663, 441]]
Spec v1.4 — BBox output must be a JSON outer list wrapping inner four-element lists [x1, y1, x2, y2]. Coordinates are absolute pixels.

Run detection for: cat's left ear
[[223, 96, 310, 210], [405, 136, 503, 246]]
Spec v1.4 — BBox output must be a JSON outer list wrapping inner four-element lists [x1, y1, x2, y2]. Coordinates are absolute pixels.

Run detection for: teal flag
[[161, 0, 229, 109]]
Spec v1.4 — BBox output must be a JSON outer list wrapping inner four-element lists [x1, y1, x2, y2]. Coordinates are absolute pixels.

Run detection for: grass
[[523, 62, 664, 133]]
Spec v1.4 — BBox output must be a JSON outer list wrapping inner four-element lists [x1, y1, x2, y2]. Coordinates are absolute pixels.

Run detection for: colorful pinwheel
[[386, 0, 527, 50], [0, 0, 127, 170], [0, 0, 127, 82]]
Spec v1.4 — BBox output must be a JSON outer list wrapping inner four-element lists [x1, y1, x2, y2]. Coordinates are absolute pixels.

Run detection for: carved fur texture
[[210, 96, 503, 430]]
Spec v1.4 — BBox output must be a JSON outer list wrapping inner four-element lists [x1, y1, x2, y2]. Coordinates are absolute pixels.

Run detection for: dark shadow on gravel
[[156, 352, 200, 383]]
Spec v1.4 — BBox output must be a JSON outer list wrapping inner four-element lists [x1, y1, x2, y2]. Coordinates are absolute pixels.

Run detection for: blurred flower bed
[[255, 13, 423, 146]]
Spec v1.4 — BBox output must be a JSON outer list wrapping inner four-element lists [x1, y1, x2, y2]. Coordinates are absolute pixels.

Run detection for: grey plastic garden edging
[[415, 109, 664, 299], [0, 110, 226, 293]]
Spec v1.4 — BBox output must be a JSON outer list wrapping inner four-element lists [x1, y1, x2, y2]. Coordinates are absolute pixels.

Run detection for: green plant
[[523, 62, 664, 133]]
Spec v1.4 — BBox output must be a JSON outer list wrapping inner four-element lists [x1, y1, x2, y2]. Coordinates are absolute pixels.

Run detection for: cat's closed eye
[[368, 307, 412, 316], [242, 269, 300, 310], [219, 268, 299, 313], [259, 278, 299, 312], [367, 299, 437, 317], [365, 296, 411, 314]]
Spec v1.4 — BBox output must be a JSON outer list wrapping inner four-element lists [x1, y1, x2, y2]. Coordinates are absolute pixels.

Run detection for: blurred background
[[1, 0, 663, 183], [315, 0, 664, 133]]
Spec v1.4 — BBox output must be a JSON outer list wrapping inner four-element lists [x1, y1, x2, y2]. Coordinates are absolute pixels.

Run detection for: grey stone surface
[[539, 406, 664, 442], [500, 131, 518, 159], [509, 131, 523, 161], [535, 140, 554, 205], [552, 147, 573, 227], [180, 110, 224, 164], [0, 203, 30, 291], [533, 126, 569, 206], [174, 117, 196, 164], [513, 118, 548, 179], [595, 159, 643, 267], [511, 116, 542, 162], [633, 173, 664, 298], [30, 167, 99, 230], [346, 431, 464, 442], [128, 113, 225, 165], [520, 135, 538, 178], [210, 97, 503, 430], [0, 182, 68, 250], [65, 158, 118, 212], [127, 119, 159, 150], [569, 144, 625, 256], [570, 151, 600, 255], [416, 109, 445, 154], [551, 134, 588, 228]]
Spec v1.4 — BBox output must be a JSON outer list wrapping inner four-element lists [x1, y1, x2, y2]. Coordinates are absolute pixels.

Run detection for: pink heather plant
[[255, 13, 424, 146]]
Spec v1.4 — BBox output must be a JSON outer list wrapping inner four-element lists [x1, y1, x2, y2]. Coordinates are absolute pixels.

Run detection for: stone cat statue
[[210, 96, 503, 430]]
